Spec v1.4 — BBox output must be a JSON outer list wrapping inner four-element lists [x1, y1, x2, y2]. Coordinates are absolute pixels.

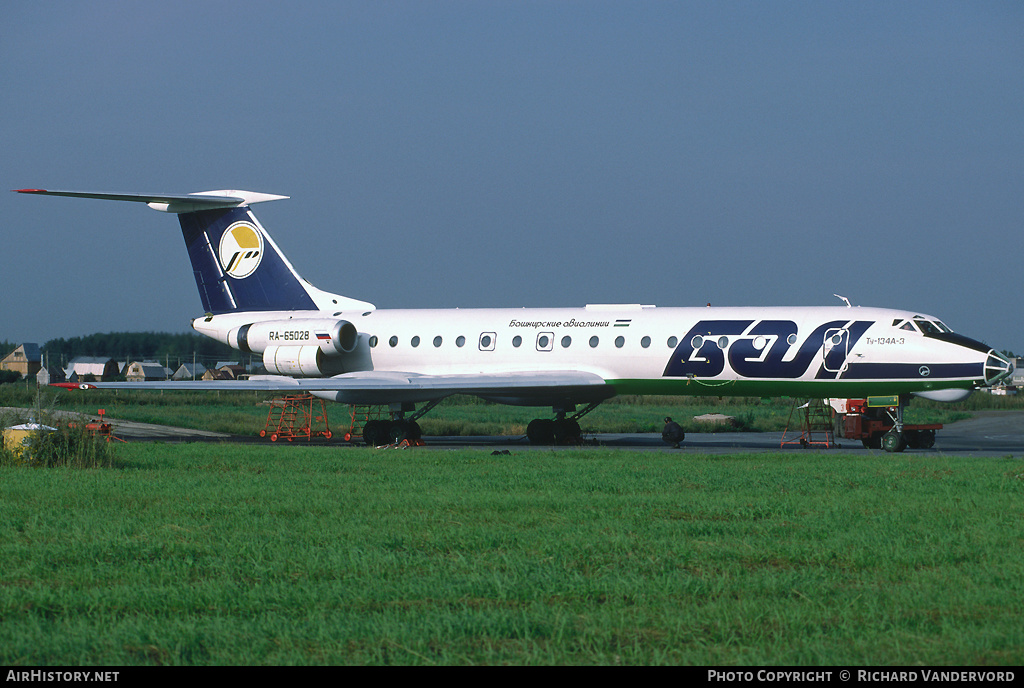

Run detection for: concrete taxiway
[[418, 413, 1024, 457], [7, 408, 1024, 457]]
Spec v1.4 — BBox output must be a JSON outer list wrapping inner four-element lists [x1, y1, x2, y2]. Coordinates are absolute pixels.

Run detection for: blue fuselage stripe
[[838, 362, 983, 380]]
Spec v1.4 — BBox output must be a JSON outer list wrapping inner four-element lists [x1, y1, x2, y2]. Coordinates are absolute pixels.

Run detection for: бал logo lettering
[[218, 222, 263, 279]]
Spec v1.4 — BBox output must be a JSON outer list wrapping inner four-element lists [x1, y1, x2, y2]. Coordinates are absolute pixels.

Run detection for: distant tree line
[[38, 332, 239, 368]]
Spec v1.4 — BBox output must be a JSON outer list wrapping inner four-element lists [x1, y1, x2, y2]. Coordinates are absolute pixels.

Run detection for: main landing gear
[[359, 399, 441, 447], [355, 399, 603, 447], [361, 418, 422, 446], [525, 402, 601, 445]]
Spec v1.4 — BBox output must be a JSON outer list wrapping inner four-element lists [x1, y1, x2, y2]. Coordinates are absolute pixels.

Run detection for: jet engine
[[229, 319, 359, 377], [262, 344, 340, 377]]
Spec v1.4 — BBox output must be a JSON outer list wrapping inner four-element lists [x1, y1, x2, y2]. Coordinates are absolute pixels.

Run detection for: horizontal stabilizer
[[13, 189, 288, 214]]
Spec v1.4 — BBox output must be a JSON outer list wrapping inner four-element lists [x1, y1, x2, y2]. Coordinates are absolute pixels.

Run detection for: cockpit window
[[899, 321, 917, 332], [914, 319, 942, 336], [935, 320, 952, 333]]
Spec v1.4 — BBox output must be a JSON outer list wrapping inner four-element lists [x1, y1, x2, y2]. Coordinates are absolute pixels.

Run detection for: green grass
[[1, 444, 1023, 665]]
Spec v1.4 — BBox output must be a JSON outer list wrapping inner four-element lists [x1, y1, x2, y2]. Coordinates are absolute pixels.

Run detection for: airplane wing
[[55, 370, 614, 406]]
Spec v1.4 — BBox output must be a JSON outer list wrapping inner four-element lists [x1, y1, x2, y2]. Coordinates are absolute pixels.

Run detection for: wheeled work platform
[[260, 393, 333, 442]]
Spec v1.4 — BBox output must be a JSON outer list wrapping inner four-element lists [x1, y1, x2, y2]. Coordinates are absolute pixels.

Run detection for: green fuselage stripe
[[608, 378, 976, 398]]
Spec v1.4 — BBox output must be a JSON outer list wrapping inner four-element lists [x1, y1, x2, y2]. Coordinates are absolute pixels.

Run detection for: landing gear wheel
[[389, 421, 409, 444], [527, 419, 554, 445], [527, 418, 582, 445], [881, 430, 906, 453], [553, 418, 582, 445], [362, 420, 389, 446], [388, 420, 422, 444]]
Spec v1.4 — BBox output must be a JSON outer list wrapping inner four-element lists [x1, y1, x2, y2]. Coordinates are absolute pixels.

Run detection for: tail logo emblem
[[218, 222, 264, 279]]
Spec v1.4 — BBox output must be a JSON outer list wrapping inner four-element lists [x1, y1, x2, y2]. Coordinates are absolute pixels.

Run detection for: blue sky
[[3, 1, 1022, 350]]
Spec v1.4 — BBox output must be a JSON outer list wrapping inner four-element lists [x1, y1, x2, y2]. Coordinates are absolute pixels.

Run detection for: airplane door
[[822, 328, 849, 373]]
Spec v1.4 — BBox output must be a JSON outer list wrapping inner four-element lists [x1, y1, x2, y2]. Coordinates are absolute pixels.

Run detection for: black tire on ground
[[881, 430, 906, 453], [553, 418, 581, 445], [363, 420, 388, 446], [527, 418, 555, 445]]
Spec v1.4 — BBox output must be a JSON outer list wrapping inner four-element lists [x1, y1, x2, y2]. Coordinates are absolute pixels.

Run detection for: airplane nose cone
[[984, 349, 1013, 386], [923, 330, 1013, 387]]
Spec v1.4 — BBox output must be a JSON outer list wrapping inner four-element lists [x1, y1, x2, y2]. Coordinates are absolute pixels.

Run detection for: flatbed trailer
[[830, 398, 941, 452]]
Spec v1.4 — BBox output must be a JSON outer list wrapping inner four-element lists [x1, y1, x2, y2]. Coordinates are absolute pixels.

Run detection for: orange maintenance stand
[[261, 393, 333, 442]]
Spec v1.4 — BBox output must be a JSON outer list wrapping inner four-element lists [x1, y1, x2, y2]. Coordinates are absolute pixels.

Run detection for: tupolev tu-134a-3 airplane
[[17, 188, 1013, 450]]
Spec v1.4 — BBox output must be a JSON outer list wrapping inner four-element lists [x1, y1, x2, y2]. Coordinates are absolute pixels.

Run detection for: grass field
[[2, 443, 1023, 665]]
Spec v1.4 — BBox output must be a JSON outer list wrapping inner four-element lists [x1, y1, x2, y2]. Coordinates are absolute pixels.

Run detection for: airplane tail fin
[[178, 202, 321, 314], [15, 189, 374, 315]]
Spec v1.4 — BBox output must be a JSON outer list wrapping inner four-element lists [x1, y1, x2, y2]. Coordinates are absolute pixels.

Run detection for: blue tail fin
[[179, 206, 319, 314]]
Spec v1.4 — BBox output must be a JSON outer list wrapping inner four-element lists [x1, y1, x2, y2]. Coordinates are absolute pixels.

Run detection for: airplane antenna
[[833, 294, 853, 308]]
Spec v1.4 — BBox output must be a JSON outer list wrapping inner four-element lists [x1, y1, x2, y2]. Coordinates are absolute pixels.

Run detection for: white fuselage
[[193, 303, 997, 401]]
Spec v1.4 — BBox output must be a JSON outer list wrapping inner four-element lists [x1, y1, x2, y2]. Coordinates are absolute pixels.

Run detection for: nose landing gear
[[835, 396, 941, 452]]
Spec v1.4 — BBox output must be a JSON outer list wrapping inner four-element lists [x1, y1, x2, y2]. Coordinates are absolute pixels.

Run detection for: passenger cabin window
[[389, 336, 398, 348], [641, 336, 651, 348], [537, 333, 553, 351], [479, 333, 496, 351], [456, 336, 466, 347], [513, 335, 522, 347], [433, 336, 442, 347]]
